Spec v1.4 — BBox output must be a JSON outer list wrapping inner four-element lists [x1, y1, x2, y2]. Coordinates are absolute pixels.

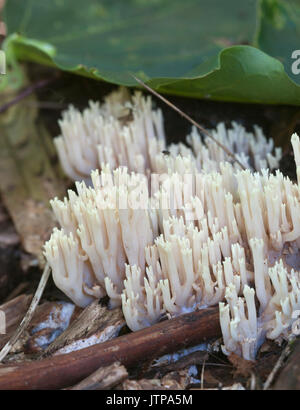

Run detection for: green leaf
[[3, 0, 300, 104], [256, 0, 300, 85], [157, 46, 300, 105]]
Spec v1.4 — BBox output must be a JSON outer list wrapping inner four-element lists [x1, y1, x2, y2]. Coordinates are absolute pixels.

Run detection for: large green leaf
[[256, 0, 300, 86], [3, 0, 300, 104]]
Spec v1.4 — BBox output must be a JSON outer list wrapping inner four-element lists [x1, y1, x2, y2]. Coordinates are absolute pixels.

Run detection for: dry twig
[[0, 263, 50, 362], [132, 75, 246, 170], [263, 342, 293, 390], [0, 76, 58, 115], [269, 339, 300, 390]]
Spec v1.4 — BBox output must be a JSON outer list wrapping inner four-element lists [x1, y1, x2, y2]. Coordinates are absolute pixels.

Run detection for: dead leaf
[[0, 66, 68, 263], [123, 369, 190, 391], [228, 352, 254, 377]]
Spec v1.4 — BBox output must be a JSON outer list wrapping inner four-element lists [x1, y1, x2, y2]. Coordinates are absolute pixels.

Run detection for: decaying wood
[[122, 378, 165, 390], [0, 263, 51, 362], [44, 301, 125, 356], [0, 294, 32, 330], [123, 369, 190, 390], [151, 350, 208, 376], [0, 68, 67, 264], [0, 294, 32, 349], [273, 339, 300, 390], [0, 306, 220, 389], [69, 362, 128, 390], [11, 300, 75, 354], [1, 297, 74, 355]]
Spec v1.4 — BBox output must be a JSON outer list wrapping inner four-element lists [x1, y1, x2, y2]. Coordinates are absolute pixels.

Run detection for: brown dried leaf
[[228, 352, 254, 377], [161, 369, 190, 390], [123, 379, 164, 390], [123, 369, 190, 391], [201, 368, 221, 387]]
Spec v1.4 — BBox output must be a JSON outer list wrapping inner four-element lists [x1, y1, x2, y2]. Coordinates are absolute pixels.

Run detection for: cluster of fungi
[[44, 87, 300, 361]]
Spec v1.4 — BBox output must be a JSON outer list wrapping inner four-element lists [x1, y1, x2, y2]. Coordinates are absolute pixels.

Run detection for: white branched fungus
[[121, 264, 163, 331], [44, 228, 103, 307], [45, 87, 300, 361], [55, 87, 281, 182], [187, 122, 282, 172], [219, 284, 262, 361], [219, 259, 300, 360], [44, 166, 158, 308], [55, 88, 166, 180]]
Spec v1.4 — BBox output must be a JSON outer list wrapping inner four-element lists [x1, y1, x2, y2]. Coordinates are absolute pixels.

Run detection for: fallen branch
[[0, 306, 220, 390], [0, 263, 50, 362]]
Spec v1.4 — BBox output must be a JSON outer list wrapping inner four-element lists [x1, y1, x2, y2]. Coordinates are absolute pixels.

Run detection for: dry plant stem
[[0, 77, 57, 114], [0, 306, 220, 390], [200, 356, 206, 390], [68, 362, 128, 390], [263, 343, 292, 390], [272, 339, 300, 390], [0, 263, 50, 362], [132, 75, 246, 170]]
